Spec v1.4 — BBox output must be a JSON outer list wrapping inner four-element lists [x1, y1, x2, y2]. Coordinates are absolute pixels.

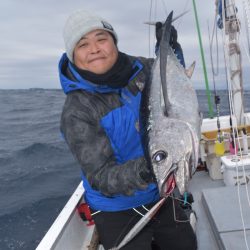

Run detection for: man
[[59, 9, 196, 250]]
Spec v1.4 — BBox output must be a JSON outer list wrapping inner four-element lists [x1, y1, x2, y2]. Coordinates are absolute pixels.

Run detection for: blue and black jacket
[[59, 53, 159, 212]]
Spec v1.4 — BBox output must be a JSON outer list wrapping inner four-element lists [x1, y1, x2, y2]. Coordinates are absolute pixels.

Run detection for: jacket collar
[[59, 53, 143, 95]]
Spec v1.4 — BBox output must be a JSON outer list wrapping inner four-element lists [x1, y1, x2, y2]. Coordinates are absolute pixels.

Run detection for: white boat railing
[[201, 112, 250, 132], [36, 182, 95, 250]]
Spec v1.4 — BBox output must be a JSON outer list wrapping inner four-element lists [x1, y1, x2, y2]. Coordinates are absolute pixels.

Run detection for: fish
[[109, 11, 201, 250], [140, 11, 201, 196]]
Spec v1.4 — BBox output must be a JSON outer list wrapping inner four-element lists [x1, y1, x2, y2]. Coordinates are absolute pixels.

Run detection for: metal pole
[[192, 0, 214, 118]]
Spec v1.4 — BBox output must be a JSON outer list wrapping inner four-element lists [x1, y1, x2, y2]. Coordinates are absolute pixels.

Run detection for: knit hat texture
[[63, 9, 118, 62]]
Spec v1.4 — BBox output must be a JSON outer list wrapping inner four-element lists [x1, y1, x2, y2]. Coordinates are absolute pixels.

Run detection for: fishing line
[[220, 29, 233, 141], [208, 17, 223, 147], [160, 0, 168, 15], [231, 0, 250, 208], [235, 158, 250, 250], [241, 0, 250, 149], [231, 2, 245, 107], [228, 0, 250, 207], [243, 0, 250, 56], [171, 196, 190, 223], [221, 1, 243, 164], [148, 0, 154, 57], [91, 210, 101, 216], [231, 0, 250, 135], [132, 208, 146, 217], [131, 205, 151, 215], [142, 205, 150, 212], [222, 0, 245, 210], [111, 202, 163, 249], [221, 1, 250, 248], [176, 0, 190, 29], [153, 0, 158, 57], [209, 11, 219, 78], [225, 0, 250, 206], [154, 0, 158, 22], [227, 0, 250, 213], [207, 22, 217, 93], [171, 195, 192, 207], [111, 212, 142, 248], [234, 1, 250, 70], [148, 0, 159, 57]]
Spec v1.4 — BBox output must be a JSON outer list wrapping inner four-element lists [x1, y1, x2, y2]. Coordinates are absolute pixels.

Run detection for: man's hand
[[155, 22, 186, 68], [155, 22, 178, 51]]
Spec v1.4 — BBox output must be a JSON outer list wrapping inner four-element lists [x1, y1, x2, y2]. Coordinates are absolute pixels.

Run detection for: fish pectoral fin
[[185, 61, 196, 79]]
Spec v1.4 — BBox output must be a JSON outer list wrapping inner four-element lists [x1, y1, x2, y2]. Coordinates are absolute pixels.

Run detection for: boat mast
[[221, 0, 245, 126]]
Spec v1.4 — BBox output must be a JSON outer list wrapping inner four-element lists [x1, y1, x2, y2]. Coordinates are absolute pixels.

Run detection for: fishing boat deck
[[36, 167, 250, 250], [190, 170, 250, 250], [189, 170, 223, 250]]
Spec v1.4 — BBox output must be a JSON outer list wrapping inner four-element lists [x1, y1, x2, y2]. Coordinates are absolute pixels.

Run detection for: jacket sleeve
[[60, 92, 154, 197]]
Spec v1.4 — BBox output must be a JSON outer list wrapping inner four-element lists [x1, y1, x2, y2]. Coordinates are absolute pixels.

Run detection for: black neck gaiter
[[72, 52, 133, 88]]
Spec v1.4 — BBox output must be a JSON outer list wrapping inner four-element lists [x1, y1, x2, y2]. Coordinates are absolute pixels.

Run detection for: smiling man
[[59, 9, 197, 250], [73, 30, 118, 74]]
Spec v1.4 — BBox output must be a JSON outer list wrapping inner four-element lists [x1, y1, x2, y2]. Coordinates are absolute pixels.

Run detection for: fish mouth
[[159, 157, 191, 196], [173, 158, 192, 195], [160, 172, 176, 197]]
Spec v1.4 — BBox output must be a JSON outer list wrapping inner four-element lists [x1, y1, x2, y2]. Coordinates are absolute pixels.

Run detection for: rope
[[208, 14, 222, 140], [221, 1, 250, 248], [242, 0, 250, 62], [243, 0, 250, 55]]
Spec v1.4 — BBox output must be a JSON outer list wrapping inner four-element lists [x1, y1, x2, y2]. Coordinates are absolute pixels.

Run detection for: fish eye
[[153, 151, 167, 163]]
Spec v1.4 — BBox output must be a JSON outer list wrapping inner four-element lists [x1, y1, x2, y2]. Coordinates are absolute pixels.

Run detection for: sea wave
[[0, 141, 80, 217], [1, 89, 250, 249], [0, 195, 71, 250], [16, 142, 65, 156]]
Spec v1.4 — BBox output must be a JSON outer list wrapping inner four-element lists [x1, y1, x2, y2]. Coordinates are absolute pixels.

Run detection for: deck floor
[[190, 171, 250, 250], [189, 171, 224, 250]]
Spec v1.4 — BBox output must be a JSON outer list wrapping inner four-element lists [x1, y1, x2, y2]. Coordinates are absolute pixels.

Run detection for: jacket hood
[[59, 53, 144, 95]]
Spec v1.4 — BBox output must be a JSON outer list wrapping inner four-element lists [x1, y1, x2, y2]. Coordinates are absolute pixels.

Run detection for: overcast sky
[[0, 0, 249, 89]]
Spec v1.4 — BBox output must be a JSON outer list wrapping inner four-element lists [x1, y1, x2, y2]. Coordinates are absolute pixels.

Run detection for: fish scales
[[140, 15, 201, 197], [111, 12, 201, 250]]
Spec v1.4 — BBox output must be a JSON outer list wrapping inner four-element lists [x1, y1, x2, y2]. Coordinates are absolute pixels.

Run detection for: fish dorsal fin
[[160, 11, 173, 114], [185, 61, 196, 79]]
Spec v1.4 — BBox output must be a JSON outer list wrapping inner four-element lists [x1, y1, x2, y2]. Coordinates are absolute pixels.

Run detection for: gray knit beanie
[[63, 9, 118, 62]]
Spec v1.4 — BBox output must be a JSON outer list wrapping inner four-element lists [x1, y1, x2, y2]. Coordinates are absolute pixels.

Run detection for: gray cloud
[[0, 0, 249, 89]]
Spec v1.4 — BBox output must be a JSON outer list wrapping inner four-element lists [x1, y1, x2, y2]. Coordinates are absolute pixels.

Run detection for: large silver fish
[[110, 12, 201, 250], [141, 11, 201, 196]]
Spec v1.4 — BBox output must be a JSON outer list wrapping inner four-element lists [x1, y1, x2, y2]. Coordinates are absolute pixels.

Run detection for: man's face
[[73, 29, 118, 74]]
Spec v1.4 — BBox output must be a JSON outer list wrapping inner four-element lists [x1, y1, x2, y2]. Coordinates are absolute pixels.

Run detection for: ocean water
[[0, 88, 250, 250]]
